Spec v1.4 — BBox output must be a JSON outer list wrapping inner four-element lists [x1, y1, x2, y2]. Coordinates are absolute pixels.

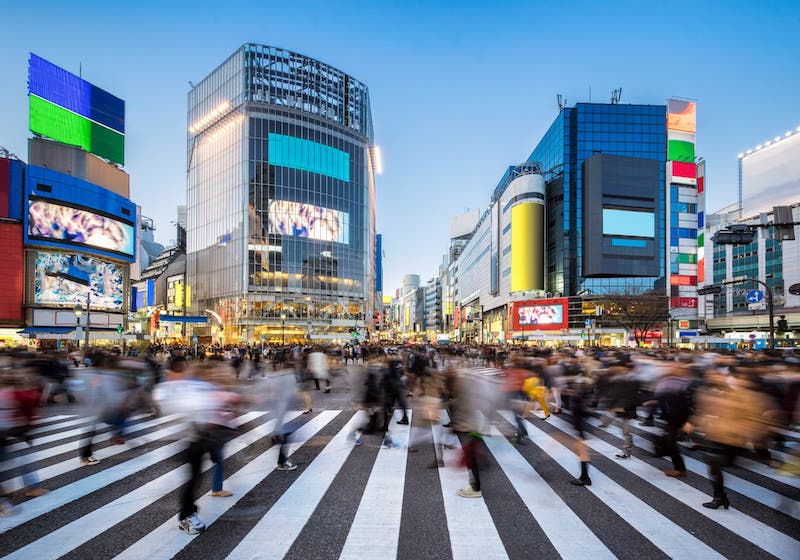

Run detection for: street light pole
[[83, 292, 91, 351], [280, 312, 286, 346]]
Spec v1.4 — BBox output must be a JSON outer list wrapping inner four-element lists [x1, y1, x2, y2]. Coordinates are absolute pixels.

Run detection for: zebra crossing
[[1, 407, 798, 560]]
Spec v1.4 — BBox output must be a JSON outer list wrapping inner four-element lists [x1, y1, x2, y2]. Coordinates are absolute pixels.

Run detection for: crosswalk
[[1, 407, 798, 560]]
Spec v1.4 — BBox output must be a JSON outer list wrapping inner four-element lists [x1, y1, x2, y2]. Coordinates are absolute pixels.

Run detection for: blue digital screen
[[611, 238, 647, 248], [603, 208, 654, 238], [29, 53, 125, 134]]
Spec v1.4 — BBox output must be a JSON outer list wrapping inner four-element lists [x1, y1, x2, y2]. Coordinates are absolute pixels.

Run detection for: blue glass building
[[524, 103, 667, 299]]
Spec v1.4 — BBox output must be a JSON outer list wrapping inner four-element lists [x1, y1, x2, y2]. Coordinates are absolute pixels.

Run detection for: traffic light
[[777, 316, 789, 333], [116, 325, 123, 334]]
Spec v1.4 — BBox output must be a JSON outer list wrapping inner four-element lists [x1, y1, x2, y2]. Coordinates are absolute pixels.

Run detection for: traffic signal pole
[[708, 278, 775, 350]]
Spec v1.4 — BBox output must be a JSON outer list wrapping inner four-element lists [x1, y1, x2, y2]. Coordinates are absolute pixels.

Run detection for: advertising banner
[[267, 200, 349, 244], [28, 198, 135, 258], [512, 298, 569, 331], [34, 251, 123, 310]]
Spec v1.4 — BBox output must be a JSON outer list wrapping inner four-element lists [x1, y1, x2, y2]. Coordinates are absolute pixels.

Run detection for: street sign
[[192, 335, 198, 344], [261, 335, 266, 342], [584, 319, 591, 328], [745, 290, 763, 304], [789, 283, 800, 296], [749, 333, 757, 340]]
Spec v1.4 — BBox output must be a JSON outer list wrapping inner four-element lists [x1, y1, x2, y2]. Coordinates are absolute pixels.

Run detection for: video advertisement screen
[[28, 197, 135, 259], [34, 251, 123, 310], [267, 200, 349, 244], [513, 298, 568, 331]]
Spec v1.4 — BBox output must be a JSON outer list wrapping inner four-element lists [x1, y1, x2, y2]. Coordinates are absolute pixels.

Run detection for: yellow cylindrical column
[[511, 201, 544, 291]]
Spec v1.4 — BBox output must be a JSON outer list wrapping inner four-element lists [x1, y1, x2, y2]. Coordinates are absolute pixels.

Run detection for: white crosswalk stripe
[[1, 408, 797, 560]]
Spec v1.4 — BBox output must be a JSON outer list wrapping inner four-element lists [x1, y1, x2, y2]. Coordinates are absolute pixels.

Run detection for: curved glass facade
[[187, 44, 376, 343]]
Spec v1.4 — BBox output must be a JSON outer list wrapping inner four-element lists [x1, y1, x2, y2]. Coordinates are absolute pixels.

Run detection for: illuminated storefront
[[186, 44, 378, 343]]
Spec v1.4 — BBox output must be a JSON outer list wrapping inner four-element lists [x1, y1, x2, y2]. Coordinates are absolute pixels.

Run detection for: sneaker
[[25, 488, 49, 498], [80, 456, 100, 466], [209, 490, 233, 497], [457, 485, 482, 498], [383, 439, 399, 449], [277, 461, 298, 471], [178, 513, 206, 534]]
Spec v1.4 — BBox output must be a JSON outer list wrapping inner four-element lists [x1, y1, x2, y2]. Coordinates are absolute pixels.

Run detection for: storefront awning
[[17, 326, 74, 336], [159, 315, 208, 324]]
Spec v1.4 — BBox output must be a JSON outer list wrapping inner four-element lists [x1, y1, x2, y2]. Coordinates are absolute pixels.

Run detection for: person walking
[[654, 364, 693, 478], [689, 368, 774, 509]]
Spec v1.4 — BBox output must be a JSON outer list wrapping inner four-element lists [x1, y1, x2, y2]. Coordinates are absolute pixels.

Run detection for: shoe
[[541, 414, 551, 420], [80, 456, 100, 466], [516, 436, 527, 445], [553, 408, 562, 415], [665, 470, 687, 478], [570, 477, 592, 486], [110, 437, 125, 445], [383, 440, 399, 449], [457, 485, 482, 498], [303, 409, 312, 415], [209, 490, 233, 497], [0, 500, 14, 517], [397, 417, 409, 425], [178, 513, 206, 534], [640, 420, 655, 427], [324, 388, 330, 393], [277, 461, 298, 471], [702, 496, 730, 510], [615, 452, 631, 459], [25, 488, 49, 498], [442, 422, 453, 428]]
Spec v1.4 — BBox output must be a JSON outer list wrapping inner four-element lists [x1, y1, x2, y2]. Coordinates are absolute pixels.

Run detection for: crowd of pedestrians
[[1, 341, 798, 535]]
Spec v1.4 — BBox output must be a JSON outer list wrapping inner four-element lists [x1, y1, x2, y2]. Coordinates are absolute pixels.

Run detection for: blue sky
[[2, 0, 798, 294]]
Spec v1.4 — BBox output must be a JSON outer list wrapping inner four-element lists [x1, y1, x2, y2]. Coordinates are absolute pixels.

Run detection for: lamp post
[[82, 293, 91, 351], [280, 312, 286, 346], [74, 306, 83, 349]]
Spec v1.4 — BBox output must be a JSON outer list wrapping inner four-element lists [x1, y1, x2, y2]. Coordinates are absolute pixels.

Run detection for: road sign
[[584, 319, 591, 328], [789, 283, 800, 296], [261, 335, 266, 342], [749, 333, 757, 340], [745, 290, 763, 304], [192, 335, 198, 344]]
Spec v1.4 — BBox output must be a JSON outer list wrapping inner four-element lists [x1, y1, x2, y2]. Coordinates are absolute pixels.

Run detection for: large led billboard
[[34, 251, 123, 310], [512, 298, 568, 331], [28, 54, 125, 165], [267, 200, 349, 244], [28, 198, 135, 259]]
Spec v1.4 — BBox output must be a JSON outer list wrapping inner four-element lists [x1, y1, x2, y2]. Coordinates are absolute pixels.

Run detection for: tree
[[599, 289, 668, 347]]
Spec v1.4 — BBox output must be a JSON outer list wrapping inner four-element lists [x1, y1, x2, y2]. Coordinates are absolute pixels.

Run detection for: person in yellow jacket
[[523, 372, 550, 420]]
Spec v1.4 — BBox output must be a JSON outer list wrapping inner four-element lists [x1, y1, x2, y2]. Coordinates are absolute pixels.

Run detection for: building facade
[[701, 124, 800, 348], [186, 44, 378, 344], [443, 100, 699, 347]]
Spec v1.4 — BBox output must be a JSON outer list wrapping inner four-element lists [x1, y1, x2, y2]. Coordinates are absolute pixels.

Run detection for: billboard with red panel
[[511, 298, 569, 331], [0, 223, 24, 324]]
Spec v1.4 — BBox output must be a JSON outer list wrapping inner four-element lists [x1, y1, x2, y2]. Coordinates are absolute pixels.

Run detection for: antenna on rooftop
[[610, 88, 623, 104], [557, 94, 567, 110]]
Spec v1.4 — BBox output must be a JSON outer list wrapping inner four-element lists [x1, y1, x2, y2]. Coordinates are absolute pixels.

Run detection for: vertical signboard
[[667, 98, 701, 323]]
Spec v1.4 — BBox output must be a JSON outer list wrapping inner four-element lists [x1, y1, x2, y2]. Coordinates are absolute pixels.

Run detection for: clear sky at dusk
[[1, 0, 798, 295]]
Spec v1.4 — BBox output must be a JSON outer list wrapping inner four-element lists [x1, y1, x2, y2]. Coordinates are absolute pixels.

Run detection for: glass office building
[[525, 103, 667, 299], [186, 44, 377, 343]]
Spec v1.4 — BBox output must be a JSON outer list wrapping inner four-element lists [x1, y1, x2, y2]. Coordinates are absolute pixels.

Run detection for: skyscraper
[[186, 44, 378, 343]]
